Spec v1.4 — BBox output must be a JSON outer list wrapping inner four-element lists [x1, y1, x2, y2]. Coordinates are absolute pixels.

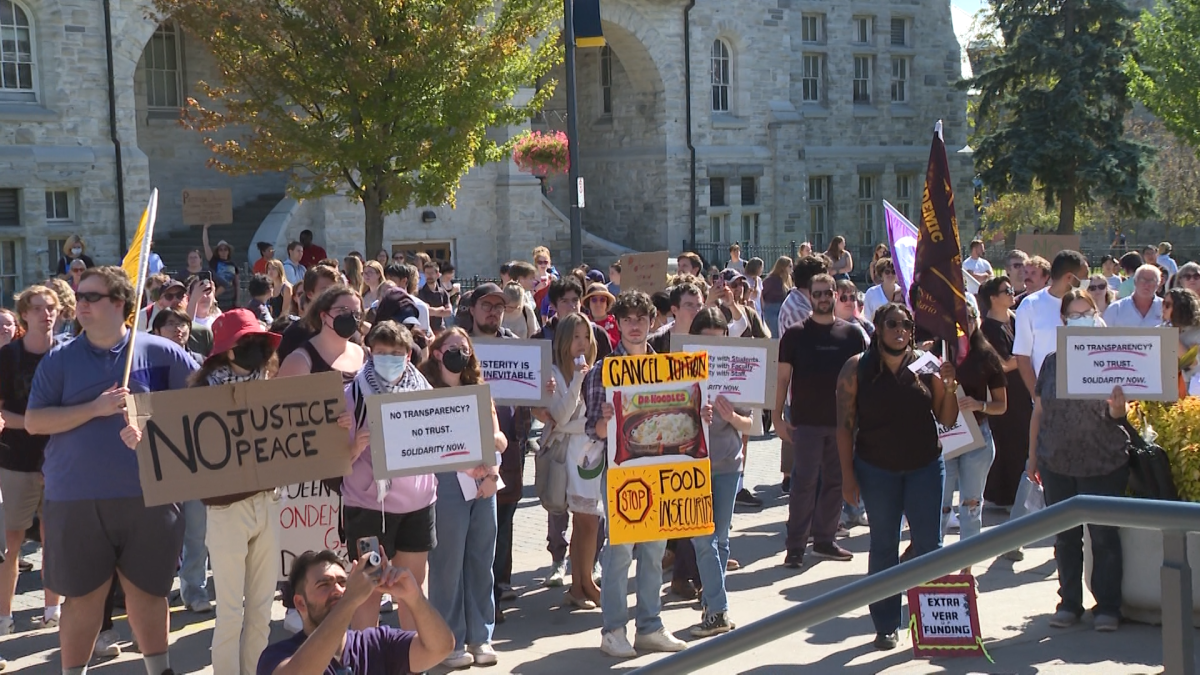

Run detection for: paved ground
[[2, 434, 1194, 673]]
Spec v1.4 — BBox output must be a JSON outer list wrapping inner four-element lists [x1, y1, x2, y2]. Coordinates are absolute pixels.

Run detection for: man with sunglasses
[[135, 279, 186, 333], [773, 273, 866, 569], [27, 266, 199, 675], [1003, 250, 1029, 295]]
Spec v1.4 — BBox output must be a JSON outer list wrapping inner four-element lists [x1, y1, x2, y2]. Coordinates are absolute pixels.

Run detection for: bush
[[1131, 398, 1200, 502]]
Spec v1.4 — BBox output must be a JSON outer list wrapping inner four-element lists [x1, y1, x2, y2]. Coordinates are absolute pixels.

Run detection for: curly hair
[[611, 290, 656, 321]]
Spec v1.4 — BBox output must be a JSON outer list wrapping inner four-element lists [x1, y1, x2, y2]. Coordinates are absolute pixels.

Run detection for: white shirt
[[1107, 274, 1122, 291], [411, 294, 432, 333], [1161, 255, 1179, 278], [964, 256, 993, 279], [862, 284, 895, 323], [1103, 295, 1163, 328], [1013, 287, 1067, 377]]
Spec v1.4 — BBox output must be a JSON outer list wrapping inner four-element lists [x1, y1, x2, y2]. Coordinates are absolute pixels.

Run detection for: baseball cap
[[209, 308, 280, 359], [586, 269, 606, 284], [158, 279, 186, 298], [375, 286, 421, 325], [470, 283, 506, 306]]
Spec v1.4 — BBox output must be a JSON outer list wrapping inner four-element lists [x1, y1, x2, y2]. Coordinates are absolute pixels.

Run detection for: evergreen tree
[[967, 0, 1155, 233], [1130, 0, 1200, 154]]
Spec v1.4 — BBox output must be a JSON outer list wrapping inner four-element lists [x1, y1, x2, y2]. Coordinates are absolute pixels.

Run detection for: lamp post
[[563, 0, 583, 268]]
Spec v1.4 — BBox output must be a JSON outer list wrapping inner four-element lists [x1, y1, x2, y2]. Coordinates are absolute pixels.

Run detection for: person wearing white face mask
[[340, 321, 437, 633]]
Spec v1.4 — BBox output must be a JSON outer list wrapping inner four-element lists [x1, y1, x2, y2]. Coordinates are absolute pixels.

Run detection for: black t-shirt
[[779, 317, 867, 426], [956, 341, 1006, 423], [418, 283, 450, 331], [0, 339, 50, 472]]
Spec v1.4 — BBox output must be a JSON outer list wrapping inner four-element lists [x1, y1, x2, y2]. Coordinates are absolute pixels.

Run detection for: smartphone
[[574, 354, 587, 367], [715, 276, 726, 290], [197, 270, 213, 283], [356, 537, 383, 577]]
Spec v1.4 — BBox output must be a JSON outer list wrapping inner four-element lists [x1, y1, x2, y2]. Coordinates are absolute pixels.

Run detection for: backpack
[[1121, 418, 1179, 501]]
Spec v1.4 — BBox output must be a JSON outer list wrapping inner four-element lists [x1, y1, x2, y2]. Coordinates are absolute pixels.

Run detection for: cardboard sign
[[670, 334, 778, 408], [181, 188, 233, 225], [937, 398, 987, 460], [275, 481, 345, 582], [620, 251, 669, 294], [907, 574, 990, 661], [603, 352, 713, 545], [1014, 234, 1081, 262], [1057, 326, 1179, 402], [471, 338, 552, 406], [127, 372, 351, 507], [366, 384, 496, 479]]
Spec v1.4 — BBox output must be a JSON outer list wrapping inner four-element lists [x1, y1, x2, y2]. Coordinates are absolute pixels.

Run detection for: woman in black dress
[[977, 276, 1032, 507]]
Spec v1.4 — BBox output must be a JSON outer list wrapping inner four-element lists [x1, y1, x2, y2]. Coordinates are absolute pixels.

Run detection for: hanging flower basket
[[513, 130, 570, 177]]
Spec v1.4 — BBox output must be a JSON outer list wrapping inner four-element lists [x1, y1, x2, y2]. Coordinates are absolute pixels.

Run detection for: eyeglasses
[[1088, 284, 1108, 292], [444, 347, 471, 359], [329, 307, 363, 321], [161, 291, 183, 301], [479, 301, 506, 313], [884, 318, 915, 332], [838, 294, 855, 303], [1180, 273, 1200, 281], [76, 292, 114, 304], [811, 289, 834, 299], [1000, 287, 1014, 296], [1066, 310, 1096, 320]]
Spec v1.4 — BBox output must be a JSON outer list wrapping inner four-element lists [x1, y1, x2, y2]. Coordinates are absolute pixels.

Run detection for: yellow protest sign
[[604, 351, 713, 545]]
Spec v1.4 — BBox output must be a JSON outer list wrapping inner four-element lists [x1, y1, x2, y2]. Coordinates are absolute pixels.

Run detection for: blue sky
[[953, 0, 986, 15]]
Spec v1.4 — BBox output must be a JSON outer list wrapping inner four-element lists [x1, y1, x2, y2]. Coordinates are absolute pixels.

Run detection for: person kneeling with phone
[[257, 548, 454, 675]]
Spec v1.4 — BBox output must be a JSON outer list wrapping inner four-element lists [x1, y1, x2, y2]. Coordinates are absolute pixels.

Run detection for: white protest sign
[[918, 592, 974, 639], [275, 481, 344, 582], [937, 398, 986, 460], [366, 384, 496, 479], [1058, 326, 1178, 401], [472, 338, 552, 406], [670, 334, 778, 407]]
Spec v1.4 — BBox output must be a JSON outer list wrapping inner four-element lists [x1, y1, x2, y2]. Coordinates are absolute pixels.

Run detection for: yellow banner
[[602, 352, 708, 388], [607, 461, 714, 545]]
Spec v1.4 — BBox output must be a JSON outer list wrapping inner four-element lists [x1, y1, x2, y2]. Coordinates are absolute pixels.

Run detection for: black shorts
[[43, 498, 184, 597], [342, 503, 436, 558]]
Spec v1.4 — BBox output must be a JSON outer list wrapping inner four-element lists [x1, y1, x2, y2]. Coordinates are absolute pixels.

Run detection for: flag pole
[[122, 189, 158, 388]]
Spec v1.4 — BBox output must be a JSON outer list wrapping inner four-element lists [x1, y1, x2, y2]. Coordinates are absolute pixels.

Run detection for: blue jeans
[[179, 499, 209, 605], [429, 473, 497, 649], [691, 471, 740, 615], [941, 421, 996, 542], [601, 538, 667, 636], [763, 302, 782, 337], [855, 455, 944, 635], [1039, 463, 1128, 618]]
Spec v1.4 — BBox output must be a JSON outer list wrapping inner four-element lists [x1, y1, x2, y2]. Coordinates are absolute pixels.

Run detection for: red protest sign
[[907, 574, 991, 662]]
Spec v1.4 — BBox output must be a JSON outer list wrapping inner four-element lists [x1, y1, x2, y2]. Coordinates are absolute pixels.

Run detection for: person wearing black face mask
[[187, 309, 292, 675], [833, 303, 959, 651]]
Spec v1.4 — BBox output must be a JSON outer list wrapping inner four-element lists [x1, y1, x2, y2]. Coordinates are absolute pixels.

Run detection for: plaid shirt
[[777, 288, 812, 335], [584, 340, 655, 441]]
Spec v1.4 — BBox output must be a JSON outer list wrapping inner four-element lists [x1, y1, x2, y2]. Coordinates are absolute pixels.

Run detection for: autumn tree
[[157, 0, 562, 255], [1129, 0, 1200, 153], [966, 0, 1155, 234]]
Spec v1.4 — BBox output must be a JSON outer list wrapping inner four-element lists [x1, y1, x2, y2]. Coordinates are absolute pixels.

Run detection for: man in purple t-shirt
[[257, 550, 454, 675]]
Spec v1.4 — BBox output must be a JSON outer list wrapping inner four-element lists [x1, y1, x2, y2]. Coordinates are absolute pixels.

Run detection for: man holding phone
[[258, 550, 454, 675]]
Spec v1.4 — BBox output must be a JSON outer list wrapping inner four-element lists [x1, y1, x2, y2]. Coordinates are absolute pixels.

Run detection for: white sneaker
[[33, 605, 60, 628], [944, 511, 961, 534], [283, 608, 304, 634], [469, 642, 498, 665], [600, 627, 637, 658], [380, 593, 395, 613], [0, 617, 12, 636], [634, 627, 688, 653], [544, 560, 567, 587], [93, 629, 121, 658], [442, 648, 475, 669]]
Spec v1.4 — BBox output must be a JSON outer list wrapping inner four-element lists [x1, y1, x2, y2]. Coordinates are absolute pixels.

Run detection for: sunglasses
[[1000, 287, 1014, 296], [884, 318, 915, 332], [1088, 284, 1108, 292], [811, 289, 834, 299], [161, 291, 184, 301], [838, 294, 855, 303], [1180, 273, 1200, 281], [76, 291, 116, 303], [330, 308, 363, 321]]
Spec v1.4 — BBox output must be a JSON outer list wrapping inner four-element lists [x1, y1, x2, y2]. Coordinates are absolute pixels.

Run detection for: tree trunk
[[363, 190, 385, 262], [1058, 187, 1076, 234]]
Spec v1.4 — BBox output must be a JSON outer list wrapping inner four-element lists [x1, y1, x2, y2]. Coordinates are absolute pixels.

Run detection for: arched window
[[0, 0, 36, 100], [710, 39, 731, 113]]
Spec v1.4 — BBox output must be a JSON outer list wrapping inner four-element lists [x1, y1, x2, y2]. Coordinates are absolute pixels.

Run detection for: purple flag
[[883, 200, 918, 307]]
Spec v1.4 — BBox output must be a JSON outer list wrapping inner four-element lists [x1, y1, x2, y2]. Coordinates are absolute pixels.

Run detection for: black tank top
[[854, 350, 940, 472], [268, 294, 284, 319], [300, 341, 356, 384]]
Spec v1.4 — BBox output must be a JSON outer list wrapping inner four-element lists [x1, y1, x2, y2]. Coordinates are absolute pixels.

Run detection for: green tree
[[966, 0, 1155, 234], [1130, 0, 1200, 153], [156, 0, 562, 255]]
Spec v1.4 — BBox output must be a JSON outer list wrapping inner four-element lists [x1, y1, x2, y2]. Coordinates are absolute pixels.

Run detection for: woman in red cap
[[189, 308, 285, 675]]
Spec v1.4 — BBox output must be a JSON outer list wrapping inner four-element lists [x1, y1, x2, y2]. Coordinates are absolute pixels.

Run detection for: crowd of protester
[[0, 231, 1194, 673]]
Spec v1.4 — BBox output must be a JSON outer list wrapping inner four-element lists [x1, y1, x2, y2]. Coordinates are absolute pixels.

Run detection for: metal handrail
[[632, 495, 1200, 675]]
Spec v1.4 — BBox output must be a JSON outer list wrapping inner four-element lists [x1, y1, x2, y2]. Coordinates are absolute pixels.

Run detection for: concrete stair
[[154, 193, 286, 275]]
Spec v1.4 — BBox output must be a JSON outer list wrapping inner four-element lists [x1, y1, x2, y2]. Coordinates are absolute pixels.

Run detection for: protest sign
[[670, 333, 778, 407], [366, 384, 496, 479], [127, 371, 350, 507], [620, 251, 669, 294], [603, 352, 713, 545], [1057, 326, 1178, 402], [907, 574, 990, 661], [471, 338, 552, 406], [181, 188, 233, 225], [1014, 234, 1081, 262], [937, 395, 987, 460], [275, 481, 344, 582]]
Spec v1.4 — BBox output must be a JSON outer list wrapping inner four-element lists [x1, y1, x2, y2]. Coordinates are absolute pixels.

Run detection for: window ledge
[[852, 105, 880, 117], [145, 108, 184, 124], [801, 104, 830, 118], [711, 114, 747, 130], [0, 103, 57, 122], [890, 104, 917, 117]]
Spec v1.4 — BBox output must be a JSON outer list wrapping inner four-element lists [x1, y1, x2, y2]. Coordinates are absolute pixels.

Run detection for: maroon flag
[[912, 121, 970, 347]]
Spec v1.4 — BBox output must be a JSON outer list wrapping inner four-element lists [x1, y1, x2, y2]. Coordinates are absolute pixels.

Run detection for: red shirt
[[252, 258, 270, 275], [300, 245, 327, 269]]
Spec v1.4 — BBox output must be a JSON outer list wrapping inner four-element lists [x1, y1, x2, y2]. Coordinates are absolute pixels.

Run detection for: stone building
[[0, 0, 972, 299]]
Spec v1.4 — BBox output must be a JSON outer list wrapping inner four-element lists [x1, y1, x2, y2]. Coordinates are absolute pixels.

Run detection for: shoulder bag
[[1120, 417, 1178, 501]]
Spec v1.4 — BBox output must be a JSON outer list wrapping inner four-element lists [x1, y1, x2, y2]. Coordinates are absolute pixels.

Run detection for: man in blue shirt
[[258, 550, 454, 675], [27, 266, 198, 675]]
